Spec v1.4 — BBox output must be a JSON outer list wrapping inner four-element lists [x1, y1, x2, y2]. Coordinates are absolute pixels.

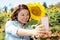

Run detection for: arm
[[5, 21, 46, 38], [17, 25, 45, 37], [5, 21, 34, 37], [17, 28, 34, 36]]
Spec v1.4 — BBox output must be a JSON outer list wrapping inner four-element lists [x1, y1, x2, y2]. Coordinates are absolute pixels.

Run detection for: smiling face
[[17, 9, 30, 24]]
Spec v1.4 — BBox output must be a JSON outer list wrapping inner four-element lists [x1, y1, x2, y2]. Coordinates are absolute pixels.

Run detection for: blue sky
[[0, 0, 60, 10]]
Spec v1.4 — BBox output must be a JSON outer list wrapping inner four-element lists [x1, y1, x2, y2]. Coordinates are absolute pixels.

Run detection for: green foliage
[[51, 28, 56, 33], [0, 13, 9, 23], [51, 25, 60, 33], [0, 33, 5, 40], [46, 8, 60, 34], [0, 12, 11, 40], [0, 16, 5, 22], [25, 20, 38, 28], [46, 9, 60, 27]]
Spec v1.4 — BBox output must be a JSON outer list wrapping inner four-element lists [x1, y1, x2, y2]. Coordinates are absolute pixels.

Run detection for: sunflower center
[[31, 6, 41, 16]]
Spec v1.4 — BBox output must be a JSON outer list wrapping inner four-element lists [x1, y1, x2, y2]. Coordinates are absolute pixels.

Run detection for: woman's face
[[17, 9, 30, 24]]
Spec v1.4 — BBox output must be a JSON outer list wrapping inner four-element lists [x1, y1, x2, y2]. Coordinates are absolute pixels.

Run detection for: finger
[[39, 33, 45, 37], [34, 33, 40, 38], [35, 35, 40, 38], [36, 28, 46, 31], [37, 31, 46, 34], [42, 34, 48, 38], [37, 25, 43, 28]]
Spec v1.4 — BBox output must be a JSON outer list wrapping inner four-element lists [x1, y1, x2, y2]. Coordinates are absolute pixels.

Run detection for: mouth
[[22, 20, 27, 22]]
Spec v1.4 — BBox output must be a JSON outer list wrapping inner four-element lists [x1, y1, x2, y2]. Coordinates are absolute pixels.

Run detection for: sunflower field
[[26, 3, 60, 40], [0, 12, 12, 40], [0, 2, 60, 40]]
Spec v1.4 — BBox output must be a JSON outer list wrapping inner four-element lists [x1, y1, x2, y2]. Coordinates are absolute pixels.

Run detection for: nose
[[24, 16, 27, 19]]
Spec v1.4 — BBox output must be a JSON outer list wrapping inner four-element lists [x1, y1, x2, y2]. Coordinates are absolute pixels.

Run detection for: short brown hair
[[11, 4, 30, 21]]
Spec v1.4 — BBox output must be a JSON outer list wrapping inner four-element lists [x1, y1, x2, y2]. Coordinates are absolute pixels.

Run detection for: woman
[[5, 4, 47, 40]]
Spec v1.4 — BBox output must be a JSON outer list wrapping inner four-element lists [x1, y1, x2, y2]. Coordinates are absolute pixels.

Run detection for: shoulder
[[6, 20, 19, 24], [5, 20, 21, 27], [5, 20, 18, 26], [6, 20, 15, 24]]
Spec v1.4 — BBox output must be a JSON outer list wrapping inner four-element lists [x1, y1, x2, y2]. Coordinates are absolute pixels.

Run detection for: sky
[[0, 0, 60, 10]]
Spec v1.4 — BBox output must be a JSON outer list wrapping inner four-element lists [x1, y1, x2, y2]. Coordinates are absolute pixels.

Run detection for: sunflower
[[27, 2, 46, 21], [50, 6, 60, 10], [5, 12, 12, 18], [0, 13, 3, 17]]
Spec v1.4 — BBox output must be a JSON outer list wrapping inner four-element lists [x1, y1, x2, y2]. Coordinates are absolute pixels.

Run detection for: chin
[[22, 22, 27, 24]]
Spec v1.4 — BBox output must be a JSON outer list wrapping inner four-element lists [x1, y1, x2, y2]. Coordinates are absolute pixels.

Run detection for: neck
[[18, 21, 26, 28], [19, 22, 26, 27], [20, 23, 26, 28]]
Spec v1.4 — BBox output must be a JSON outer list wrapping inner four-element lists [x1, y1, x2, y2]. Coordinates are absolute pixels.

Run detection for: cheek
[[17, 15, 30, 22], [27, 16, 29, 20], [17, 15, 22, 21]]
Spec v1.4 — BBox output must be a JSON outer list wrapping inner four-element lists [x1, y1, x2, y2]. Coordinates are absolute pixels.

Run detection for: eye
[[27, 13, 29, 16], [21, 14, 24, 16]]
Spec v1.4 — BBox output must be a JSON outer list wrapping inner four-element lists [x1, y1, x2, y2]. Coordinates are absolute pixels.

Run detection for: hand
[[33, 25, 46, 38], [40, 27, 52, 38]]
